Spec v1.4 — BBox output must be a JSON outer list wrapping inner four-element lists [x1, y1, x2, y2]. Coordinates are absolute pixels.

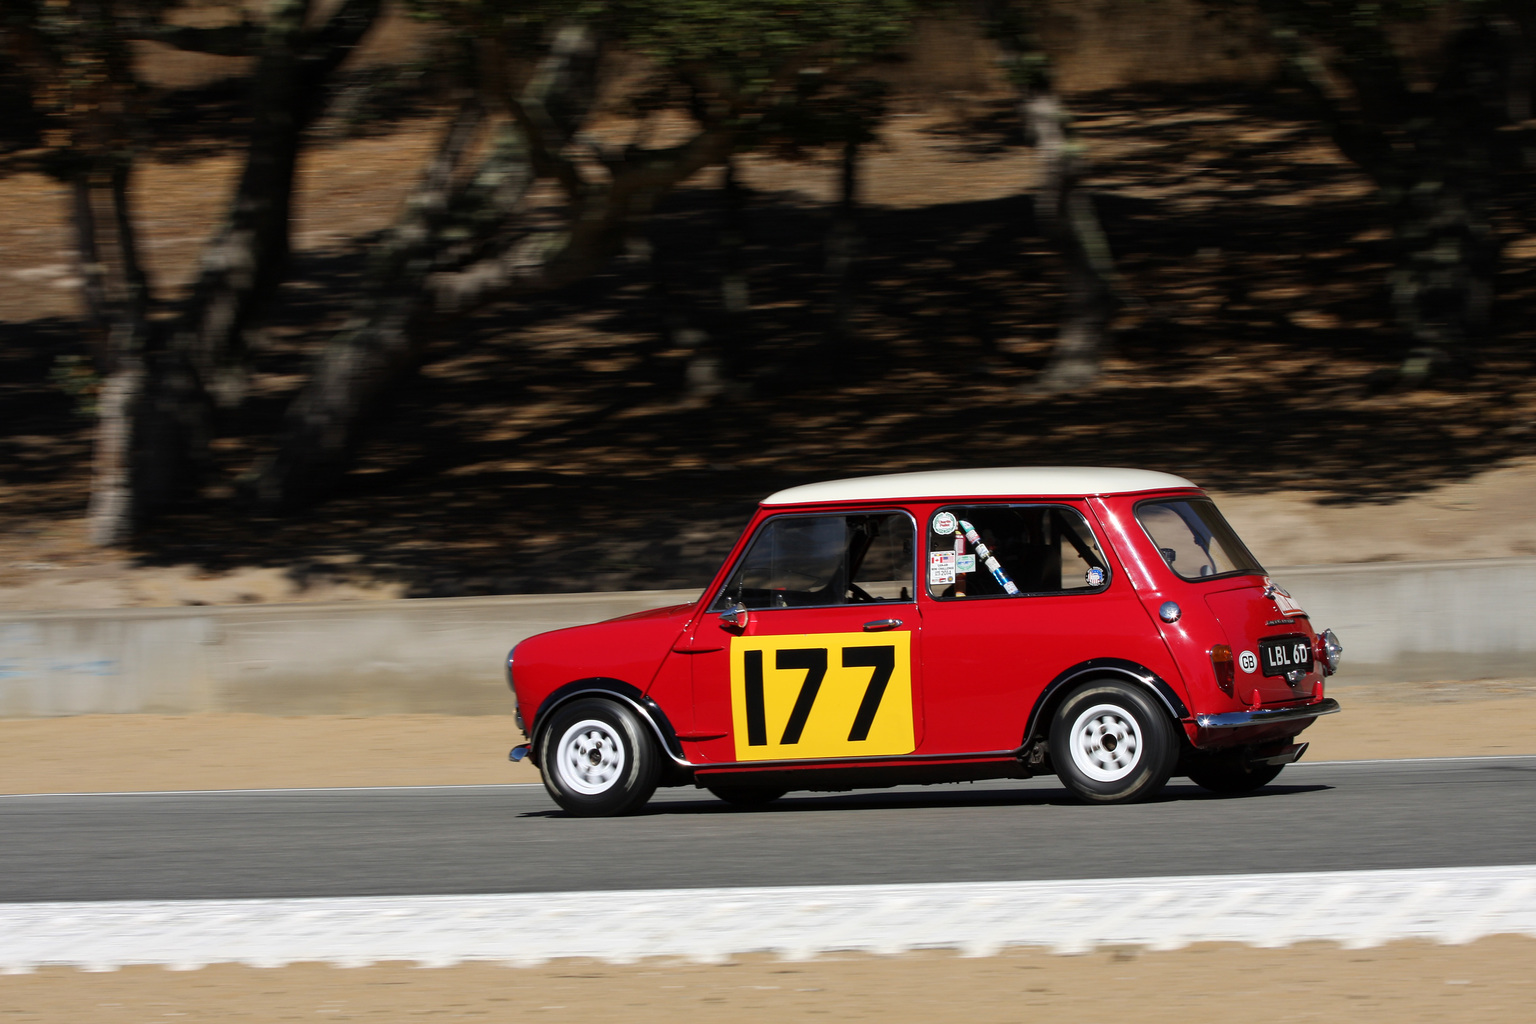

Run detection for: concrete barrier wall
[[1272, 558, 1536, 685], [0, 591, 699, 717], [1, 559, 1532, 718]]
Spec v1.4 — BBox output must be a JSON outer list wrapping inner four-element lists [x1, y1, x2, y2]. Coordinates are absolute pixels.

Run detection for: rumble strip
[[5, 865, 1536, 971]]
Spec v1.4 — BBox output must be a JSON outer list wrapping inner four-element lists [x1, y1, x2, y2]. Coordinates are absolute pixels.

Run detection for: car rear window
[[1134, 498, 1264, 580]]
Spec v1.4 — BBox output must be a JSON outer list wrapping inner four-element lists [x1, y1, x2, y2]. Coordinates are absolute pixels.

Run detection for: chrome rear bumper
[[1196, 697, 1341, 730]]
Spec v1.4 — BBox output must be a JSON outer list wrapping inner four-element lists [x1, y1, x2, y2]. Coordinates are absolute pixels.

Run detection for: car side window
[[712, 512, 915, 611], [926, 505, 1110, 598]]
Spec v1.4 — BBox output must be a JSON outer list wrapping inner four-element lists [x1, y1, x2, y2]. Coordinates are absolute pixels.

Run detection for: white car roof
[[762, 467, 1198, 506]]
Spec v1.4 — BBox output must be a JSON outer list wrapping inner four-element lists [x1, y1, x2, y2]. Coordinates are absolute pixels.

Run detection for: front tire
[[1050, 682, 1177, 804], [537, 698, 661, 816]]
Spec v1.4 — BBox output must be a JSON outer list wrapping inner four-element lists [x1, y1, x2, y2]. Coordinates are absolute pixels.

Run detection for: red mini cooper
[[507, 468, 1342, 816]]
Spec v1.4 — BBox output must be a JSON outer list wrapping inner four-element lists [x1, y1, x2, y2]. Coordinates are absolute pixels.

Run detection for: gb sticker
[[1238, 650, 1259, 674]]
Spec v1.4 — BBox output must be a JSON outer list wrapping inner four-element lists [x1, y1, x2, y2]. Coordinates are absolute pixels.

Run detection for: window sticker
[[932, 511, 957, 535], [956, 518, 1020, 595], [928, 505, 1107, 597], [929, 567, 956, 585], [729, 631, 915, 761]]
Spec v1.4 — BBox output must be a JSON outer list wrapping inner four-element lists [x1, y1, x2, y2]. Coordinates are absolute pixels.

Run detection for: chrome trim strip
[[1196, 698, 1341, 730]]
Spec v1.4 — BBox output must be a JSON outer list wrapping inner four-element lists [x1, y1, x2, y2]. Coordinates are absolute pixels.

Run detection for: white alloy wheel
[[1067, 702, 1144, 783], [555, 718, 628, 795]]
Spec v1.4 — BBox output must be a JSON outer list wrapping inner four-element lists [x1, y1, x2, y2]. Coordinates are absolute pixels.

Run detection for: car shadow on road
[[517, 781, 1333, 817]]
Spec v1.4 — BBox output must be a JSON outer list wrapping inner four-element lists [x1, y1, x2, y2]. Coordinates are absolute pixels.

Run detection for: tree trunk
[[172, 0, 382, 407], [250, 93, 498, 509], [981, 0, 1121, 392], [1262, 6, 1530, 384], [87, 348, 209, 546], [70, 169, 110, 352], [253, 22, 737, 507], [714, 155, 751, 386], [85, 0, 382, 544], [826, 136, 862, 372], [1021, 91, 1118, 392]]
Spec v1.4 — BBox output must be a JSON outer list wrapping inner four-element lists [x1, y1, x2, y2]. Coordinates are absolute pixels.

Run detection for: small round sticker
[[932, 512, 957, 536], [1238, 650, 1259, 674], [1084, 567, 1106, 587]]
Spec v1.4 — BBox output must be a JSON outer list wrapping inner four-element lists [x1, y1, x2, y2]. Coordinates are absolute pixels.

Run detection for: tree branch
[[427, 126, 736, 311]]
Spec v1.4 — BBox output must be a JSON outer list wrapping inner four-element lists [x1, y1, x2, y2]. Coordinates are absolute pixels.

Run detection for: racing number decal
[[730, 632, 915, 761]]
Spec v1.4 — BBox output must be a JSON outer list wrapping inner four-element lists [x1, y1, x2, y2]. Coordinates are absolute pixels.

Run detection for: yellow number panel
[[729, 631, 915, 761]]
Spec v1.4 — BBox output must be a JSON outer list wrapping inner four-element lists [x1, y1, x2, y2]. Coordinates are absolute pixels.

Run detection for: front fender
[[531, 677, 688, 766]]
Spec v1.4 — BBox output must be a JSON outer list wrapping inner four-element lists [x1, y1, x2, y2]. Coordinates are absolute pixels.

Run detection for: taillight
[[1210, 644, 1234, 696]]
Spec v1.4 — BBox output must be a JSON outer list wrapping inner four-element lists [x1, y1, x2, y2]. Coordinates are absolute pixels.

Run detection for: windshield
[[1134, 498, 1264, 580]]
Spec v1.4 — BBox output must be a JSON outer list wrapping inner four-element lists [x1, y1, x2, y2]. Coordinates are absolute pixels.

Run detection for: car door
[[916, 503, 1158, 754], [681, 510, 923, 766]]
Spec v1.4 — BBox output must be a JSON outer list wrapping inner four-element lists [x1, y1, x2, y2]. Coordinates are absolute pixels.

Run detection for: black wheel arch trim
[[1023, 658, 1190, 746], [532, 678, 689, 767]]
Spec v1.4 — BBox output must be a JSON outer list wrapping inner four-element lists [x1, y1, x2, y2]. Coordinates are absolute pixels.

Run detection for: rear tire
[[537, 698, 661, 816], [1050, 681, 1178, 804], [705, 784, 788, 808], [1185, 749, 1285, 795]]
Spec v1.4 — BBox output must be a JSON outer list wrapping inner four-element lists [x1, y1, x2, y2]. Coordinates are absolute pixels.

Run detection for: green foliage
[[48, 354, 102, 419]]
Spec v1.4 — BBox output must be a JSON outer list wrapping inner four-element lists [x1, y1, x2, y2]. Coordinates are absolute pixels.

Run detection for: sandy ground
[[1211, 457, 1536, 568], [5, 938, 1535, 1023], [2, 678, 1534, 795]]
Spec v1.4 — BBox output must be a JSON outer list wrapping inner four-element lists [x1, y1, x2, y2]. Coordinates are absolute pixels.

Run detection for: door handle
[[863, 618, 903, 632]]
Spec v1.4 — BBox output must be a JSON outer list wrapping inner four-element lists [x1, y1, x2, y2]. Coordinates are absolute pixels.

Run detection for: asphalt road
[[4, 756, 1534, 903]]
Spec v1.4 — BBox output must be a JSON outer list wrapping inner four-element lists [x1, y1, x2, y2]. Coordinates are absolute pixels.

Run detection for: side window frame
[[709, 509, 920, 612], [923, 502, 1113, 601]]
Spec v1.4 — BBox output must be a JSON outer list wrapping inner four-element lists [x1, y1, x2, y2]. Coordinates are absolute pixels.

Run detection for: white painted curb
[[5, 865, 1536, 972]]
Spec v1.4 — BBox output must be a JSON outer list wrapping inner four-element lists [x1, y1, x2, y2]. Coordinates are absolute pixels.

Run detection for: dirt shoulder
[[3, 679, 1533, 795], [6, 937, 1536, 1024]]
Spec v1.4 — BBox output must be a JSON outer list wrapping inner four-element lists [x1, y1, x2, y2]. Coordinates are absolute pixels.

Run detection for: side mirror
[[718, 602, 749, 631]]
